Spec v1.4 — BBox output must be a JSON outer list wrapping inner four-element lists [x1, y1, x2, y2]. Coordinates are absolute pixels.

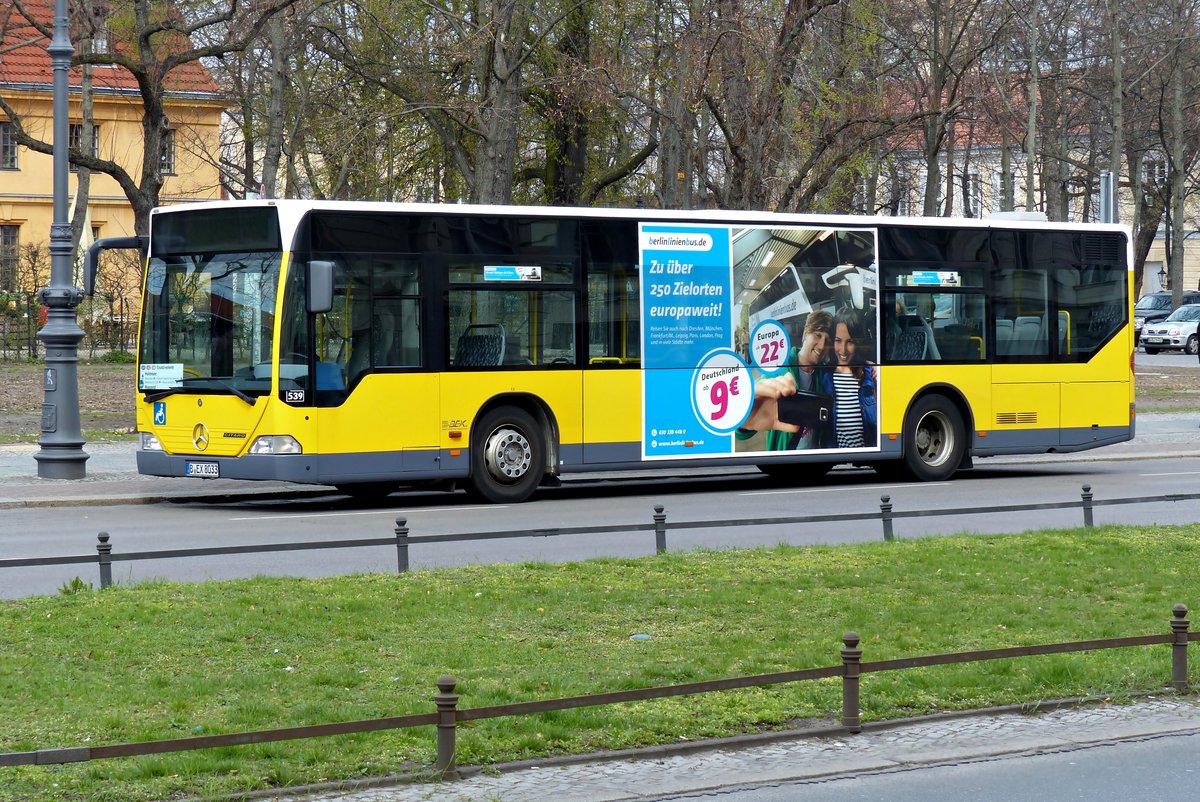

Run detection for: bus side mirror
[[307, 260, 334, 313], [84, 236, 145, 296]]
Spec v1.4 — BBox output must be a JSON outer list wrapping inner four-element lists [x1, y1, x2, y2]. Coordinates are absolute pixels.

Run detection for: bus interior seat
[[315, 361, 345, 391], [455, 323, 506, 367], [892, 315, 941, 360], [1014, 315, 1043, 354], [995, 318, 1014, 355]]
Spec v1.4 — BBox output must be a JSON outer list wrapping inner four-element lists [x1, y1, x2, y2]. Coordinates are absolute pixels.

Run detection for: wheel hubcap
[[484, 426, 532, 482], [915, 411, 953, 466]]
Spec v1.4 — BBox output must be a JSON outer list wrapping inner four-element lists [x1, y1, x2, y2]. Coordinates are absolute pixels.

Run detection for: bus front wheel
[[900, 395, 965, 482], [469, 406, 545, 503]]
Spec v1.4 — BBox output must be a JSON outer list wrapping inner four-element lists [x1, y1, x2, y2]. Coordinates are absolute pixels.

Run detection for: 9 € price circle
[[750, 320, 790, 375], [692, 349, 754, 435]]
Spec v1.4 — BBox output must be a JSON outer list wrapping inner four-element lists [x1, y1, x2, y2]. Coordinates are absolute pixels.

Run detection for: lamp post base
[[33, 446, 90, 479]]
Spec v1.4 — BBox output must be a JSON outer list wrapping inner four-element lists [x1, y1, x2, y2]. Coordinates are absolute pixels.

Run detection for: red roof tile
[[0, 0, 219, 96]]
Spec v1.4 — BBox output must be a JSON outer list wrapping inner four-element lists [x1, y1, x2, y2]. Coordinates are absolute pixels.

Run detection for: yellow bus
[[86, 201, 1134, 502]]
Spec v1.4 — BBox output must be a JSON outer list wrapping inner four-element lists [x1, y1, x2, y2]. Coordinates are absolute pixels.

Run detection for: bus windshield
[[138, 206, 284, 398], [137, 250, 283, 398]]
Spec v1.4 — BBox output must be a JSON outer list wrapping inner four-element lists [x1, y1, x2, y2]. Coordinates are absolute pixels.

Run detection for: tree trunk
[[1025, 1, 1039, 212], [261, 16, 287, 198], [1170, 31, 1185, 305], [1108, 0, 1123, 223]]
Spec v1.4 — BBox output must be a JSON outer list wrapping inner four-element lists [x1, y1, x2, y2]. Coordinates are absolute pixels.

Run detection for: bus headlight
[[249, 435, 303, 455], [140, 432, 163, 451]]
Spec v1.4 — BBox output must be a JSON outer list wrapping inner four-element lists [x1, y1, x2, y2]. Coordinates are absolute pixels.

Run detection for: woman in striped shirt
[[820, 307, 878, 449]]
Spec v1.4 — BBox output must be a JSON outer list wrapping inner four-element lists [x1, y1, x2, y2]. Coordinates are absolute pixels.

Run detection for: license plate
[[186, 461, 219, 478], [1145, 337, 1163, 343]]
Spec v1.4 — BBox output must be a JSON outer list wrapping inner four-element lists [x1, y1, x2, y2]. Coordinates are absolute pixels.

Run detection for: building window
[[0, 225, 18, 290], [68, 123, 99, 171], [159, 128, 176, 176], [0, 123, 17, 170], [1144, 157, 1168, 188]]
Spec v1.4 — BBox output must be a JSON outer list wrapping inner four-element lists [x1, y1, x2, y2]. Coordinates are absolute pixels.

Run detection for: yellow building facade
[[0, 0, 225, 297]]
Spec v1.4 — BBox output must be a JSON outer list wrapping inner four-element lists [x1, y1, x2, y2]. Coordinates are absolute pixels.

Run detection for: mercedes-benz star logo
[[192, 423, 210, 452]]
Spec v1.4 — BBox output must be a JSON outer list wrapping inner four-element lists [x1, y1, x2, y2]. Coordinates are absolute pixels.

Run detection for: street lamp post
[[34, 0, 88, 479]]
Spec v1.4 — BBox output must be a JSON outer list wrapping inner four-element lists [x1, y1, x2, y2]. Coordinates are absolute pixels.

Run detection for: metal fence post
[[96, 532, 112, 589], [433, 675, 459, 777], [653, 505, 667, 555], [395, 517, 409, 574], [879, 495, 894, 542], [841, 631, 862, 734], [1171, 604, 1190, 692], [1081, 485, 1094, 528]]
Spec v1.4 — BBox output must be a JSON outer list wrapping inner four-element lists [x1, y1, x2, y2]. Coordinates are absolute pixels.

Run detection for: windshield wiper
[[145, 376, 256, 405]]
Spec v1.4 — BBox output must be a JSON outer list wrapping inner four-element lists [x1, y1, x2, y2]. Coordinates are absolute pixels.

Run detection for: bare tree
[[0, 0, 300, 233]]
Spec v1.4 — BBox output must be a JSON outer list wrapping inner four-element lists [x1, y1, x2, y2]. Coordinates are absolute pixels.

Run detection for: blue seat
[[315, 361, 345, 391]]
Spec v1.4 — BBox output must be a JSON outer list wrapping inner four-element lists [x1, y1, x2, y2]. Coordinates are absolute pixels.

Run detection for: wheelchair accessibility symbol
[[153, 402, 166, 426]]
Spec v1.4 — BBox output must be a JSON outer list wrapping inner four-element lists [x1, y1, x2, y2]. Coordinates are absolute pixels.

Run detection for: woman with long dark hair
[[820, 306, 877, 448]]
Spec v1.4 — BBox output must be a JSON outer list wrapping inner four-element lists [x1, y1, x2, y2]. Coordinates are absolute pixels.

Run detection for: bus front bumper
[[136, 448, 454, 485]]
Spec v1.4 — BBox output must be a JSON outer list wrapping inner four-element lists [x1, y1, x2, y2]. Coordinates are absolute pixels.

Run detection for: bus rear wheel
[[468, 406, 545, 503], [900, 395, 965, 482]]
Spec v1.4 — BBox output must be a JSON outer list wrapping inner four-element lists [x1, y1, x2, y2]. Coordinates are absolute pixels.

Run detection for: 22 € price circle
[[750, 319, 790, 376], [692, 349, 754, 435]]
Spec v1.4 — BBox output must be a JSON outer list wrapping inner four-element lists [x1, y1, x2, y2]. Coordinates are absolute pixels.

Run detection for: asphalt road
[[650, 731, 1200, 802], [4, 445, 1200, 598]]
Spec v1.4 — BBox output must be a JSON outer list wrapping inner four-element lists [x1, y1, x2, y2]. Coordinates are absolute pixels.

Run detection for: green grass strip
[[1, 525, 1198, 801]]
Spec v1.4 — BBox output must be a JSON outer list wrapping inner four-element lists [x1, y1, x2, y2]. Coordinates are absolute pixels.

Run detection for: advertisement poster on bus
[[639, 222, 880, 460]]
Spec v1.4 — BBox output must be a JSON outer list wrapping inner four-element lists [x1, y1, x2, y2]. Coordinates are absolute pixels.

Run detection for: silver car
[[1140, 303, 1200, 354]]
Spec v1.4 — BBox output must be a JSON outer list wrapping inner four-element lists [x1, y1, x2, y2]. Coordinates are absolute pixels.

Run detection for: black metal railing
[[0, 605, 1194, 779], [5, 485, 1200, 588]]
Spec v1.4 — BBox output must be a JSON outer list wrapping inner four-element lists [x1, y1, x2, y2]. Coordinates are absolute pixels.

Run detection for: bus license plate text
[[186, 461, 219, 478]]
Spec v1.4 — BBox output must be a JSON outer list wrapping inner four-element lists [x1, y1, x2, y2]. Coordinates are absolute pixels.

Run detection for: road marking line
[[229, 505, 505, 521], [1139, 472, 1200, 477], [741, 482, 951, 497]]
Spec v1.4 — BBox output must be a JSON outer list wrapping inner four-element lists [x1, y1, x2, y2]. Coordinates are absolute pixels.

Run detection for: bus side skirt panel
[[971, 424, 1132, 456]]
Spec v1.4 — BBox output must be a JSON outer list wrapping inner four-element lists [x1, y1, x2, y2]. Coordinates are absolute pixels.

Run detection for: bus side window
[[586, 267, 639, 366]]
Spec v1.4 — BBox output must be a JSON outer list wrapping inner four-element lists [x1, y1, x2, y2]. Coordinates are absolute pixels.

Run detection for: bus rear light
[[140, 432, 163, 451], [249, 435, 302, 455]]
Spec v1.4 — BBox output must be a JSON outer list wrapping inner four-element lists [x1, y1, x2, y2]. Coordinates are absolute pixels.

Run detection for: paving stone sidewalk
[[271, 696, 1200, 802]]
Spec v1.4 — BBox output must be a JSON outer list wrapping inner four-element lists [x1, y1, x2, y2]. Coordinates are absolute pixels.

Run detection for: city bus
[[85, 201, 1134, 502]]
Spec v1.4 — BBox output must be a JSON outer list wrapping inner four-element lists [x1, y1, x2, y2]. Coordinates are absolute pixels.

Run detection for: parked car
[[1140, 303, 1200, 354], [1135, 291, 1200, 343]]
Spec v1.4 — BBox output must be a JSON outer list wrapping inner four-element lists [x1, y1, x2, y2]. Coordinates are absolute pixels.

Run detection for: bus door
[[582, 265, 641, 463]]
